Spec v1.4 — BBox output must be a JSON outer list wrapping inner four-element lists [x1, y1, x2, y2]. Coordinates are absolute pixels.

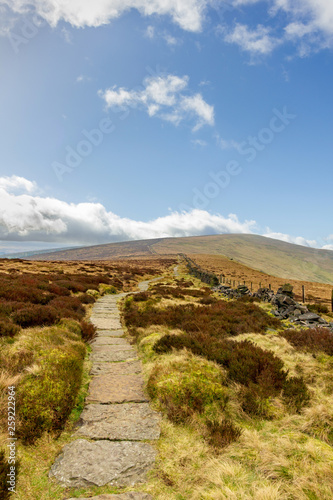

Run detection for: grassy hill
[[29, 234, 333, 285]]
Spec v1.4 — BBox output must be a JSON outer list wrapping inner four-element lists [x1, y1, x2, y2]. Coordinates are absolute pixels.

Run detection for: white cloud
[[274, 0, 333, 37], [0, 175, 37, 193], [228, 0, 333, 55], [215, 134, 241, 151], [145, 25, 155, 39], [0, 176, 254, 243], [223, 23, 281, 55], [0, 176, 332, 252], [76, 74, 91, 83], [191, 139, 208, 147], [263, 230, 318, 248], [164, 33, 179, 46], [2, 0, 207, 32], [99, 74, 214, 130], [322, 244, 333, 251], [180, 94, 215, 131]]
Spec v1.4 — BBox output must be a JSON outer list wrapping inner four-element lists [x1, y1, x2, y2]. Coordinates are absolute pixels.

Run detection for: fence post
[[302, 285, 305, 304], [269, 284, 271, 290], [259, 282, 261, 289]]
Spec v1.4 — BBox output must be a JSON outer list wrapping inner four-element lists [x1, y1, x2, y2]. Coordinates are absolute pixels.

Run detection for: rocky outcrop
[[214, 283, 333, 330]]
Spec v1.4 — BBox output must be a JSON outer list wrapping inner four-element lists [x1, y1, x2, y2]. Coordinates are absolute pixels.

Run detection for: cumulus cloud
[[0, 176, 331, 252], [0, 175, 37, 193], [215, 134, 241, 151], [263, 230, 318, 248], [1, 0, 207, 32], [223, 23, 281, 55], [99, 74, 214, 131], [225, 0, 333, 55], [0, 176, 254, 243]]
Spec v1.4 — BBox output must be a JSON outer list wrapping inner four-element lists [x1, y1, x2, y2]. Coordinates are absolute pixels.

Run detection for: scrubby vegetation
[[0, 257, 174, 500], [121, 270, 333, 499], [281, 327, 333, 356], [124, 297, 281, 339]]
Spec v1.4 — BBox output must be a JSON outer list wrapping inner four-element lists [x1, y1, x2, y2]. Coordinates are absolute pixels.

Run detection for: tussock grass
[[121, 275, 333, 499]]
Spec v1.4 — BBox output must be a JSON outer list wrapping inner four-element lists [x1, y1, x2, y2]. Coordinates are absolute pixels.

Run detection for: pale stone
[[49, 439, 157, 488], [86, 373, 148, 403], [76, 403, 160, 440]]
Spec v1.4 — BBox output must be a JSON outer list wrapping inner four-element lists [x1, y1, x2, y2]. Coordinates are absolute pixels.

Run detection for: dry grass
[[190, 253, 333, 307], [120, 272, 333, 499]]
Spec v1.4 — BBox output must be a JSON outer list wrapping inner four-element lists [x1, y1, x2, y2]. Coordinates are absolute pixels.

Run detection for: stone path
[[49, 280, 160, 499]]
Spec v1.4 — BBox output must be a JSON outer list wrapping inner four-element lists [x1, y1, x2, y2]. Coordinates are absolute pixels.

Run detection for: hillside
[[29, 234, 333, 285]]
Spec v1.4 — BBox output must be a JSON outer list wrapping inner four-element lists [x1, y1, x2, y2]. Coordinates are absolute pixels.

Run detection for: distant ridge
[[0, 246, 82, 259], [27, 234, 333, 285]]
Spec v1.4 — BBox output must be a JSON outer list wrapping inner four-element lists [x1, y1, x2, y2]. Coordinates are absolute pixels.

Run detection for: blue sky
[[0, 0, 332, 254]]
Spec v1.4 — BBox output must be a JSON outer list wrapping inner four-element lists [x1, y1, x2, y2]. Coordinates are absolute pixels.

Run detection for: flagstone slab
[[49, 439, 156, 488], [76, 403, 161, 440], [90, 347, 136, 363], [97, 329, 125, 337], [86, 372, 148, 403], [90, 360, 142, 376], [67, 493, 153, 500], [91, 337, 128, 346], [91, 344, 132, 353], [90, 318, 122, 330]]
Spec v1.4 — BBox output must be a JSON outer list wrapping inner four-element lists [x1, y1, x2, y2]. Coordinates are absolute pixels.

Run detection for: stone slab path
[[49, 280, 160, 499]]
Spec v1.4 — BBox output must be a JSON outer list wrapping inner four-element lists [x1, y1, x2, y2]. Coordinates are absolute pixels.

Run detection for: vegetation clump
[[124, 299, 282, 338], [281, 327, 333, 356], [147, 353, 241, 448], [15, 324, 86, 444], [0, 319, 20, 337]]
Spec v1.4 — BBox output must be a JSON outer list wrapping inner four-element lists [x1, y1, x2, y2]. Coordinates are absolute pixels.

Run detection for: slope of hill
[[29, 234, 333, 285]]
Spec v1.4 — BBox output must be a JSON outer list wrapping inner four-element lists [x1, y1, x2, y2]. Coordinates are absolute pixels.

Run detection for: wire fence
[[179, 253, 333, 312]]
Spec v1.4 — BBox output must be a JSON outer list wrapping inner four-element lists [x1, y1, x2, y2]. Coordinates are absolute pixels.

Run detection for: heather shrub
[[16, 339, 86, 443], [307, 303, 329, 314], [282, 376, 311, 413], [199, 296, 218, 305], [151, 285, 185, 299], [12, 305, 60, 328], [224, 340, 287, 391], [281, 328, 333, 356], [153, 335, 287, 394], [133, 291, 150, 302], [175, 279, 194, 288], [49, 296, 85, 320], [0, 320, 20, 337], [54, 280, 85, 293], [78, 293, 95, 304], [240, 384, 274, 418], [124, 300, 281, 338], [47, 283, 71, 296], [153, 332, 204, 356], [80, 320, 97, 343], [204, 418, 242, 449]]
